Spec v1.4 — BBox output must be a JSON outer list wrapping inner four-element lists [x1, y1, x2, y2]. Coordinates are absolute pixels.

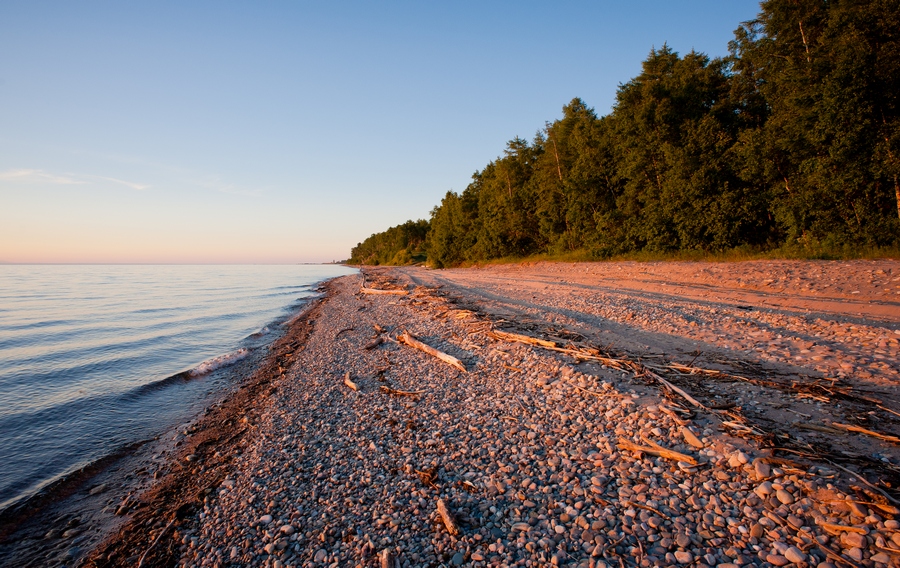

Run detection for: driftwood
[[489, 329, 557, 348], [832, 422, 900, 444], [436, 498, 460, 535], [618, 439, 698, 465], [680, 427, 705, 449], [397, 332, 466, 373], [361, 286, 408, 296], [344, 372, 359, 391], [380, 385, 425, 397], [364, 336, 384, 350], [136, 518, 176, 568]]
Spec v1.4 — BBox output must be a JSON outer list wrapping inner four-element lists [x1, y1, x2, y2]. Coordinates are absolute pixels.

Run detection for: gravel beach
[[82, 260, 899, 568]]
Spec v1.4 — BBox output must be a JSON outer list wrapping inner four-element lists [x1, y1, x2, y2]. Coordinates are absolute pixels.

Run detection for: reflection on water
[[0, 264, 356, 511]]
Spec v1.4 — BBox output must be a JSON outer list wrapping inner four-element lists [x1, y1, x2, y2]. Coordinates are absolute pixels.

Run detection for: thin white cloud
[[0, 169, 150, 190], [82, 175, 151, 191], [0, 169, 84, 185]]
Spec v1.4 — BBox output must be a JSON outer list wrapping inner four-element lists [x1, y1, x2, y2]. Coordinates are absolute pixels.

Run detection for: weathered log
[[436, 498, 460, 536], [344, 372, 359, 391], [361, 286, 408, 296], [397, 332, 466, 373], [618, 439, 698, 465], [832, 422, 900, 444], [489, 329, 557, 348]]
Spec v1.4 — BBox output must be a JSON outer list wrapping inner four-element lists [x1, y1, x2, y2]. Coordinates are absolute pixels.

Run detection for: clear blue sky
[[0, 1, 762, 263]]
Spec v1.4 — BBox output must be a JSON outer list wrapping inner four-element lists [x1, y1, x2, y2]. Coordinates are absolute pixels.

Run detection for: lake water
[[0, 264, 356, 512]]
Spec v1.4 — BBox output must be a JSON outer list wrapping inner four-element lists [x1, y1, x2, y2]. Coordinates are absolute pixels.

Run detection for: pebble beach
[[71, 261, 900, 567]]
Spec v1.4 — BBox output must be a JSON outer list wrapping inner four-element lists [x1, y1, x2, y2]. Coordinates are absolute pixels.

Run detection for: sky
[[0, 1, 763, 263]]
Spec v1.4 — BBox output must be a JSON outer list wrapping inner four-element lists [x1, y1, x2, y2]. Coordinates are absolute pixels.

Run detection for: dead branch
[[832, 423, 900, 444], [361, 286, 408, 296], [397, 332, 466, 373], [364, 336, 384, 350], [436, 498, 460, 536], [489, 329, 557, 348], [617, 439, 698, 465], [136, 518, 176, 568], [380, 385, 425, 397], [344, 372, 359, 391]]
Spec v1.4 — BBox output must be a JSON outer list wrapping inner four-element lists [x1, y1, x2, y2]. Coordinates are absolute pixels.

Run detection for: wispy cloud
[[196, 176, 263, 197], [0, 169, 150, 190], [0, 169, 84, 185], [82, 175, 151, 191]]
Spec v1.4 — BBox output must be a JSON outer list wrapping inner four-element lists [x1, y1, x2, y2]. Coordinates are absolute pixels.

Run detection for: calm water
[[0, 264, 356, 511]]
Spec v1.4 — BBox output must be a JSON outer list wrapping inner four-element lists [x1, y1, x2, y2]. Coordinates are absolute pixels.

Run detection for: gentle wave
[[188, 348, 250, 377], [0, 264, 357, 512]]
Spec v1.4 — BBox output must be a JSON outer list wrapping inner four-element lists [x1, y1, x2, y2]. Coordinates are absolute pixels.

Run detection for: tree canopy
[[349, 0, 900, 267]]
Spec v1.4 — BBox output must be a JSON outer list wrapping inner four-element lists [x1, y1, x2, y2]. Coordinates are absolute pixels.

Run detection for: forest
[[349, 0, 900, 267]]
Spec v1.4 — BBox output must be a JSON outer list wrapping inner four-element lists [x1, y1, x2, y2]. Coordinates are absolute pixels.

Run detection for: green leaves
[[354, 0, 900, 266]]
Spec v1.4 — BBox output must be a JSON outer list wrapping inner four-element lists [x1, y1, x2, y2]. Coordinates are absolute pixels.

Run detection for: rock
[[279, 524, 295, 535], [471, 552, 485, 561], [674, 551, 693, 564], [755, 481, 773, 498], [871, 552, 891, 564], [263, 542, 275, 554], [783, 546, 806, 564], [846, 547, 864, 562], [775, 489, 794, 504], [842, 532, 867, 549], [749, 523, 764, 538], [259, 514, 273, 525], [314, 549, 327, 563], [62, 529, 80, 539], [766, 553, 789, 566], [753, 459, 771, 479], [511, 522, 531, 532], [230, 547, 239, 559], [89, 483, 107, 495], [451, 551, 465, 565], [675, 534, 691, 548]]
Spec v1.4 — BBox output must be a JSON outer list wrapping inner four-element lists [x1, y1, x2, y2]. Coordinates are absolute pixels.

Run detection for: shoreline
[[9, 260, 900, 567], [0, 284, 333, 568]]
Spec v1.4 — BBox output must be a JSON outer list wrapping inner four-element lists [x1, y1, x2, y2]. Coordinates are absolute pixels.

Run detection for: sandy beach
[[16, 259, 900, 568]]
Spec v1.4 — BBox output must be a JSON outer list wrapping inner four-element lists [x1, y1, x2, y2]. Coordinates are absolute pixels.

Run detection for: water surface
[[0, 264, 356, 511]]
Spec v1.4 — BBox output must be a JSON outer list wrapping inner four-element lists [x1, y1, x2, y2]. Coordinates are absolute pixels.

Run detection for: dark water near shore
[[0, 264, 355, 512]]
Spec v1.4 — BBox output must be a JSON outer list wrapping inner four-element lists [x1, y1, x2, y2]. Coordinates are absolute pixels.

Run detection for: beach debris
[[136, 517, 176, 568], [379, 385, 425, 397], [343, 372, 359, 391], [397, 332, 466, 372], [680, 426, 705, 448], [436, 498, 460, 536], [617, 438, 699, 465], [488, 329, 557, 348], [831, 422, 900, 444], [364, 336, 384, 350], [361, 286, 408, 296]]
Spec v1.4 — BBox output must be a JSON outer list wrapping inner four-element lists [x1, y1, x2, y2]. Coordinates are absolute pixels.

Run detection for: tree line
[[349, 0, 900, 267]]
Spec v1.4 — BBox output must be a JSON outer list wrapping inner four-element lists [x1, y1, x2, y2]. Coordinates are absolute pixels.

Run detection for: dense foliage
[[348, 219, 429, 265], [350, 0, 900, 267]]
